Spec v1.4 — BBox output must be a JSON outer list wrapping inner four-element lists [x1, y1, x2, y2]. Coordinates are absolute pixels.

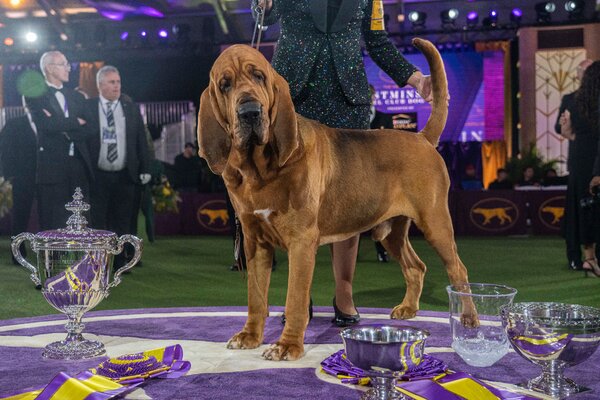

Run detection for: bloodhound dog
[[197, 38, 475, 361]]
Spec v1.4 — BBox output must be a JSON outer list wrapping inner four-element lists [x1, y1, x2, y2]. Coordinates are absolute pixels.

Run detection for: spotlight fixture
[[466, 11, 479, 28], [535, 2, 556, 23], [408, 11, 427, 29], [4, 37, 14, 46], [510, 8, 523, 25], [440, 8, 459, 26], [120, 31, 129, 41], [565, 0, 585, 20], [24, 31, 38, 43], [158, 29, 168, 38], [482, 10, 498, 28]]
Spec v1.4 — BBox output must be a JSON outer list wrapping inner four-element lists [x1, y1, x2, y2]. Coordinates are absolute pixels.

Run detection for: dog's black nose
[[238, 101, 262, 122]]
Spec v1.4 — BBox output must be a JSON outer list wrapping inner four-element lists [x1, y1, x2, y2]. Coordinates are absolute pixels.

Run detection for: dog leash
[[250, 1, 266, 50]]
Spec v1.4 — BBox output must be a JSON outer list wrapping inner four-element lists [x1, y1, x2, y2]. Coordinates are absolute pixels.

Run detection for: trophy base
[[518, 376, 591, 399], [43, 338, 106, 360], [361, 376, 406, 400]]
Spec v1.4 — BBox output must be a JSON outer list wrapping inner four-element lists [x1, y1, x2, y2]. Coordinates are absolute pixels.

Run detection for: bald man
[[25, 51, 94, 229]]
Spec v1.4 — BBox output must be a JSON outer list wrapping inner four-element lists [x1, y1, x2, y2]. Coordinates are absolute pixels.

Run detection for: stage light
[[139, 30, 147, 38], [25, 31, 38, 43], [466, 11, 479, 28], [565, 0, 585, 19], [482, 10, 498, 28], [397, 13, 405, 23], [4, 37, 14, 46], [510, 8, 523, 25], [408, 11, 427, 29], [9, 0, 21, 6], [535, 2, 556, 23], [120, 31, 129, 41], [158, 29, 168, 38], [440, 8, 459, 26]]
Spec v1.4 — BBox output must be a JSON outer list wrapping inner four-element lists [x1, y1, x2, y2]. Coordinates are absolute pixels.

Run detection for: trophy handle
[[109, 234, 143, 288], [11, 232, 41, 286]]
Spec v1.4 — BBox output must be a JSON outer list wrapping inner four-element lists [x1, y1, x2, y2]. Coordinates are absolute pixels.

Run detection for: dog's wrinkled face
[[198, 45, 299, 174], [211, 45, 275, 150]]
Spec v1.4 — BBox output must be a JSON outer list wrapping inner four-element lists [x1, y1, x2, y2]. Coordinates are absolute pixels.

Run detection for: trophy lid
[[32, 188, 118, 250]]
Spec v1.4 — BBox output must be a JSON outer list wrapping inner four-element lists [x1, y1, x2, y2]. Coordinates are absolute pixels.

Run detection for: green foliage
[[504, 144, 560, 184]]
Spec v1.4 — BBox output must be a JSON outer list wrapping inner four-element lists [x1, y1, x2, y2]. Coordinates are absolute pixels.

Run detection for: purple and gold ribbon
[[1, 344, 190, 400], [321, 351, 542, 400]]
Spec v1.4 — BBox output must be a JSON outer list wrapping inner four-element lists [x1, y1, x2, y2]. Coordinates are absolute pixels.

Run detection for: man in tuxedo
[[0, 99, 38, 263], [25, 51, 93, 230], [86, 65, 150, 267]]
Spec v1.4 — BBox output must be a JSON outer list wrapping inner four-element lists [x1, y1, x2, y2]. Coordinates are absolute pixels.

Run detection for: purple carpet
[[1, 307, 599, 399]]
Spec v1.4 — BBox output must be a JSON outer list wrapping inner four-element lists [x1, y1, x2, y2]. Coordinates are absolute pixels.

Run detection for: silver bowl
[[341, 325, 429, 400], [501, 302, 600, 399]]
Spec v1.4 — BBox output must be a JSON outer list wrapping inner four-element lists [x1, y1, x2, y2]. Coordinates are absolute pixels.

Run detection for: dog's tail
[[413, 38, 448, 147]]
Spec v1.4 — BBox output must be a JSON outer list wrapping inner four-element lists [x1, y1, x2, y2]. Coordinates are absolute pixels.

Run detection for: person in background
[[459, 164, 483, 190], [0, 97, 38, 265], [25, 50, 93, 230], [487, 168, 513, 190], [86, 65, 150, 270], [541, 168, 567, 186], [558, 60, 600, 276], [173, 142, 202, 192], [253, 0, 434, 326], [556, 59, 597, 271], [515, 166, 540, 188]]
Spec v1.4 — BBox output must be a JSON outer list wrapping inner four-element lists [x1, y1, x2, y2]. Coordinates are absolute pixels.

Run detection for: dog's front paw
[[261, 342, 304, 361], [390, 304, 418, 320], [226, 331, 262, 350]]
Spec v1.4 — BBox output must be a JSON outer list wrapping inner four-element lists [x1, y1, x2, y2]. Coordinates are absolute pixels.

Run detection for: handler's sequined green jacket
[[252, 0, 418, 106]]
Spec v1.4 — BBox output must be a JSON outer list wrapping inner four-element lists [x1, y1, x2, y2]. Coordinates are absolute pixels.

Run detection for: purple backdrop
[[365, 50, 504, 142]]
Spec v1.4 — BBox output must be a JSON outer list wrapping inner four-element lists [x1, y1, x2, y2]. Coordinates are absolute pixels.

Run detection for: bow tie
[[48, 86, 63, 94]]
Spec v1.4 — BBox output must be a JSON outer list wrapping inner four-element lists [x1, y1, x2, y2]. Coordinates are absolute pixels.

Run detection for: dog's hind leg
[[227, 240, 274, 350], [379, 217, 427, 320], [415, 206, 478, 327]]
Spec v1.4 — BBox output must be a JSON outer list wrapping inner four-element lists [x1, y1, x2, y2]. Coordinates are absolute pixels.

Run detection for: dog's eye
[[253, 71, 265, 83], [220, 78, 231, 92]]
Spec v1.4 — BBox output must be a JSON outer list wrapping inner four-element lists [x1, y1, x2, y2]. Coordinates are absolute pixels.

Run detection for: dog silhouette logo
[[470, 198, 519, 232], [197, 200, 230, 232], [538, 196, 566, 230]]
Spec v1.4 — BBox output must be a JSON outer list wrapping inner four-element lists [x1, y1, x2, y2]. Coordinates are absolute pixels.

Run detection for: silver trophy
[[341, 325, 430, 400], [11, 188, 142, 360], [502, 302, 600, 399]]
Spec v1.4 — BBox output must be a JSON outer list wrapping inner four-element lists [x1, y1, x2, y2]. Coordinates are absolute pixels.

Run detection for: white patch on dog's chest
[[253, 208, 274, 225]]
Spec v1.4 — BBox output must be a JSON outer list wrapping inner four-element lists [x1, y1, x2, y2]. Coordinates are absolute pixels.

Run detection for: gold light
[[10, 0, 22, 7]]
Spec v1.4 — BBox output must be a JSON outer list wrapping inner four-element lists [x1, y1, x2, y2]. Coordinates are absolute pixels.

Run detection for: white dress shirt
[[46, 81, 68, 117], [97, 95, 127, 171]]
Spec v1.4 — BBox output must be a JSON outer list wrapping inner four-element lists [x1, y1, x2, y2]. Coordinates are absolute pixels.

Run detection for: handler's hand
[[140, 173, 151, 185], [590, 176, 600, 194], [407, 71, 446, 104], [257, 0, 272, 11], [559, 110, 574, 140]]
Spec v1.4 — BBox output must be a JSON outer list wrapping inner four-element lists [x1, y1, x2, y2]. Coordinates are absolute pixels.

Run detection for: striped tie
[[106, 101, 118, 163]]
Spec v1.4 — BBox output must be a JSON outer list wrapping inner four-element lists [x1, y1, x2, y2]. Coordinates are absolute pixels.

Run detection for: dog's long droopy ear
[[197, 87, 231, 174], [271, 73, 299, 167]]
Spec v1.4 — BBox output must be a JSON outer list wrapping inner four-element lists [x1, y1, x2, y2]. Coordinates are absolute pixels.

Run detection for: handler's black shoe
[[377, 251, 389, 263], [332, 297, 360, 327]]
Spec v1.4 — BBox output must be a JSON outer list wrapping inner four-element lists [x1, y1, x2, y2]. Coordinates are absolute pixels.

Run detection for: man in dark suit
[[86, 65, 150, 267], [25, 51, 93, 230], [0, 100, 38, 262]]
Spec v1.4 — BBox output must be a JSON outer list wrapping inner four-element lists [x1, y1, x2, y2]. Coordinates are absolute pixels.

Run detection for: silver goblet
[[501, 302, 600, 399], [11, 188, 142, 360], [341, 325, 430, 400]]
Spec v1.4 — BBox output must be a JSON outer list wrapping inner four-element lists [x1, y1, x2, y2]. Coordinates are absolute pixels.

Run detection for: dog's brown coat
[[198, 39, 473, 361]]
